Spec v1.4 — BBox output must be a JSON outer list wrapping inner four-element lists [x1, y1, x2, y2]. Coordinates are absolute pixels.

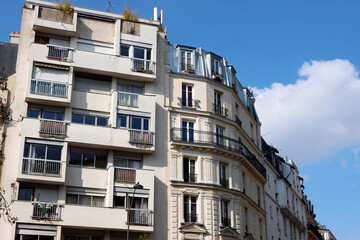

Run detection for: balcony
[[114, 167, 136, 183], [22, 158, 62, 177], [129, 130, 154, 145], [131, 58, 156, 74], [30, 79, 68, 97], [47, 44, 74, 62], [171, 128, 266, 178], [308, 222, 323, 240], [32, 202, 63, 221], [212, 103, 228, 117], [221, 217, 231, 227], [128, 209, 154, 226], [220, 177, 229, 188], [177, 97, 200, 108], [39, 119, 67, 138]]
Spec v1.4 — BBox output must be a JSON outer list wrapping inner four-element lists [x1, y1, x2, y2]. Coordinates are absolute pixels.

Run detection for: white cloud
[[253, 59, 360, 165], [301, 174, 310, 182], [340, 158, 348, 169]]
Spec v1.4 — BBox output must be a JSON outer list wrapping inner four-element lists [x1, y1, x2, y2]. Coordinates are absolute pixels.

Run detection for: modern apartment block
[[165, 44, 267, 240], [262, 139, 308, 240], [0, 0, 168, 239]]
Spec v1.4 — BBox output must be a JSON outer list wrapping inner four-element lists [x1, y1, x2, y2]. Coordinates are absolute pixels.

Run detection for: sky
[[1, 0, 359, 238]]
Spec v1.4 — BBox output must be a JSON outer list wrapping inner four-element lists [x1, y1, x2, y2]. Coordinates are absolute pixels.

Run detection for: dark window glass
[[35, 35, 49, 44], [131, 117, 142, 130], [23, 143, 30, 157], [39, 236, 55, 240], [82, 153, 95, 167], [22, 235, 39, 240], [120, 45, 129, 56], [28, 109, 40, 118], [72, 114, 84, 123], [114, 196, 125, 207], [43, 111, 56, 120], [117, 115, 127, 128], [18, 187, 33, 201], [143, 119, 149, 131], [31, 144, 46, 159], [146, 49, 151, 60], [85, 116, 96, 125], [55, 112, 64, 121], [134, 48, 145, 59], [69, 152, 82, 165], [97, 117, 107, 126], [95, 154, 107, 168], [66, 194, 78, 204], [47, 146, 62, 160]]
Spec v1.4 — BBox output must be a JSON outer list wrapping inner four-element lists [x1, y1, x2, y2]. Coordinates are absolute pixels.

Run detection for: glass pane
[[129, 160, 142, 168], [83, 153, 95, 167], [85, 115, 96, 125], [114, 158, 127, 168], [120, 45, 129, 56], [55, 112, 64, 121], [97, 117, 107, 126], [18, 187, 33, 201], [40, 236, 55, 240], [28, 109, 40, 118], [134, 47, 145, 59], [143, 119, 149, 131], [95, 154, 107, 169], [66, 194, 78, 204], [92, 196, 104, 207], [131, 117, 142, 130], [31, 144, 46, 159], [114, 196, 125, 207], [69, 152, 82, 165], [72, 114, 84, 123], [146, 49, 151, 60], [23, 143, 30, 157], [43, 111, 56, 120], [79, 195, 91, 205], [117, 115, 127, 128], [22, 235, 38, 240], [46, 146, 62, 160]]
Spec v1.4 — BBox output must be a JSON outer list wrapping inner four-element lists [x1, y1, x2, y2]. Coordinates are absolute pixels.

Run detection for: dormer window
[[180, 50, 193, 73], [211, 58, 221, 75]]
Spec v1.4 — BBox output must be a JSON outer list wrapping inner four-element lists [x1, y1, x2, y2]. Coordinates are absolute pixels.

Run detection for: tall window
[[183, 158, 196, 183], [257, 186, 261, 206], [221, 200, 230, 227], [117, 83, 144, 107], [219, 163, 228, 188], [181, 84, 193, 107], [214, 91, 222, 114], [216, 127, 224, 146], [180, 50, 192, 71], [184, 196, 197, 222], [130, 116, 149, 131], [182, 120, 194, 142], [211, 58, 220, 74], [133, 47, 152, 72]]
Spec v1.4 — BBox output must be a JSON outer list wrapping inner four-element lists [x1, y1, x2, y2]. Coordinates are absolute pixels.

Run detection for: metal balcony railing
[[32, 202, 63, 221], [129, 130, 154, 145], [30, 79, 68, 97], [128, 209, 153, 226], [184, 212, 197, 223], [39, 119, 66, 138], [212, 103, 228, 117], [220, 177, 229, 188], [114, 167, 136, 183], [171, 128, 266, 178], [221, 217, 231, 227], [308, 222, 323, 240], [177, 97, 200, 108], [132, 58, 156, 74], [47, 44, 73, 62], [22, 158, 61, 176], [118, 91, 138, 107]]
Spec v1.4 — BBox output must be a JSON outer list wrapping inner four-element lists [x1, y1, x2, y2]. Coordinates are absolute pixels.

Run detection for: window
[[16, 234, 54, 240], [24, 143, 62, 161], [72, 113, 108, 127], [66, 194, 104, 207], [257, 186, 261, 206], [214, 91, 222, 114], [114, 158, 142, 169], [221, 200, 230, 227], [183, 158, 196, 183], [120, 45, 130, 57], [28, 107, 64, 121], [130, 116, 149, 131], [18, 187, 34, 201], [35, 35, 49, 44], [182, 120, 194, 142], [211, 58, 221, 75], [242, 172, 246, 194], [113, 196, 125, 207], [181, 84, 193, 107], [184, 196, 197, 222], [117, 115, 127, 128], [277, 207, 280, 230], [245, 207, 248, 232], [219, 163, 228, 188], [128, 197, 148, 209], [69, 151, 107, 169], [216, 127, 224, 146], [134, 47, 151, 60], [117, 83, 144, 107], [180, 50, 193, 71]]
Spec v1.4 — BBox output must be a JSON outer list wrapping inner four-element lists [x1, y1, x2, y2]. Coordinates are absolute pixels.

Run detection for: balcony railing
[[219, 177, 229, 188], [30, 79, 68, 97], [38, 6, 73, 24], [39, 119, 67, 138], [118, 91, 138, 107], [180, 63, 195, 73], [171, 128, 266, 178], [22, 158, 61, 177], [47, 44, 73, 62], [221, 217, 231, 227], [177, 97, 200, 108], [212, 103, 228, 117], [129, 130, 154, 145], [308, 222, 323, 240], [114, 167, 136, 183], [32, 202, 63, 221], [184, 212, 197, 223], [132, 58, 156, 74], [128, 209, 153, 226]]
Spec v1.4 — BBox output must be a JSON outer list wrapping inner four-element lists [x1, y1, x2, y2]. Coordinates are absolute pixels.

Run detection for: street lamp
[[127, 182, 144, 240]]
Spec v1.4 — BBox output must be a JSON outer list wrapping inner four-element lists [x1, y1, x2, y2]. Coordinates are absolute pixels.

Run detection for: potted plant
[[187, 66, 195, 73], [212, 72, 223, 82]]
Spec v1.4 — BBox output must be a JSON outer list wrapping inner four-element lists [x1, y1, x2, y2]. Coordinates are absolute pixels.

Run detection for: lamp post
[[127, 182, 144, 240]]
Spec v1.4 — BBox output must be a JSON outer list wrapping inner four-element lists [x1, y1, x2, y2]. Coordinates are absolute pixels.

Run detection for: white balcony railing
[[47, 44, 74, 62], [129, 130, 154, 145], [132, 58, 156, 74], [118, 92, 138, 107], [114, 167, 136, 183], [22, 158, 62, 177], [32, 202, 63, 221], [128, 209, 154, 226], [39, 119, 67, 138], [30, 79, 68, 97]]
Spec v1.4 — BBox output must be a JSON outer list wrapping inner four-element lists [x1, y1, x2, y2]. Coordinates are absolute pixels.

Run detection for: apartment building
[[262, 139, 308, 240], [0, 0, 169, 239], [318, 226, 336, 240], [304, 196, 323, 240], [165, 44, 267, 240]]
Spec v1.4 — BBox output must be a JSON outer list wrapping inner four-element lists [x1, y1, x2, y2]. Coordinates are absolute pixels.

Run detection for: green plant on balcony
[[212, 72, 223, 82], [55, 0, 74, 14], [139, 234, 148, 240], [123, 6, 139, 22]]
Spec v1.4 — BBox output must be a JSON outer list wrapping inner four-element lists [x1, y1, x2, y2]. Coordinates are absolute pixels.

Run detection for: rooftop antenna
[[106, 0, 113, 12]]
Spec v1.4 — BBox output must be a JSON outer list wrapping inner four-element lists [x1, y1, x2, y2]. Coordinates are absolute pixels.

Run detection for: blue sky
[[1, 0, 359, 238]]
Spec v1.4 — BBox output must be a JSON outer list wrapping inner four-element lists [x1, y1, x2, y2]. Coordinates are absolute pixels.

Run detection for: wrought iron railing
[[220, 177, 229, 188], [129, 130, 154, 145], [22, 158, 61, 176], [39, 119, 66, 138], [118, 91, 138, 107], [308, 223, 323, 240], [32, 202, 63, 221], [184, 212, 197, 223], [114, 167, 136, 183], [128, 209, 153, 226], [177, 97, 200, 108], [171, 128, 266, 178], [132, 58, 156, 74], [47, 44, 73, 62], [30, 79, 68, 97], [212, 103, 228, 117], [221, 217, 231, 227]]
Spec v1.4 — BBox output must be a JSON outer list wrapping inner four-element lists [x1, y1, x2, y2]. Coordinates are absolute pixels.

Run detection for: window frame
[[68, 150, 108, 169], [65, 193, 105, 207], [184, 195, 197, 223], [180, 50, 193, 71], [181, 84, 193, 107], [71, 112, 108, 127]]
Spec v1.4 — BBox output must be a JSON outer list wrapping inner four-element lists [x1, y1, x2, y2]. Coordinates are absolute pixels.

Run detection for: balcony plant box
[[212, 73, 223, 82], [187, 68, 195, 74]]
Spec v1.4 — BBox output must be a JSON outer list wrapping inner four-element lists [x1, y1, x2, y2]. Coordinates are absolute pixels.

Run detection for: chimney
[[9, 31, 20, 44], [160, 9, 164, 24], [153, 7, 158, 21]]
